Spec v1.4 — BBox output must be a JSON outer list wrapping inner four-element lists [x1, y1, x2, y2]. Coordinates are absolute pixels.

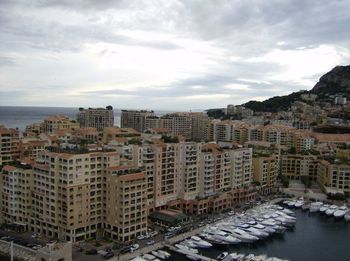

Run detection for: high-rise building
[[31, 150, 120, 241], [1, 163, 33, 228], [77, 106, 114, 131], [253, 154, 278, 193], [104, 165, 147, 242], [0, 125, 20, 165], [121, 110, 155, 132]]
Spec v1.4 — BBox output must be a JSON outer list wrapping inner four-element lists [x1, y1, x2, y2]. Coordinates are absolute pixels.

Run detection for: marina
[[130, 199, 350, 261]]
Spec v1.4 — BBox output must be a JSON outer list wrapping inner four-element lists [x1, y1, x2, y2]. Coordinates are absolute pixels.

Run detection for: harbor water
[[167, 208, 350, 261]]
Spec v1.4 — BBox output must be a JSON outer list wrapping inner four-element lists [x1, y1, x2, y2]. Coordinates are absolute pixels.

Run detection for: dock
[[165, 243, 215, 261]]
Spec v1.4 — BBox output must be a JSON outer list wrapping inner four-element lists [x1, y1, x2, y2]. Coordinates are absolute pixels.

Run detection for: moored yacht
[[175, 243, 199, 254], [309, 202, 323, 213], [190, 236, 212, 248], [217, 252, 229, 261], [152, 251, 167, 260], [243, 226, 269, 238], [334, 206, 348, 218], [294, 199, 304, 208], [219, 226, 258, 243], [319, 204, 330, 213], [325, 205, 338, 216], [158, 250, 170, 259]]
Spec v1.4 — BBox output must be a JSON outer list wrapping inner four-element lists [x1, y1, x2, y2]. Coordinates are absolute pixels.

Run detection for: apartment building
[[42, 115, 79, 134], [155, 113, 192, 139], [102, 127, 141, 144], [292, 131, 315, 153], [210, 120, 249, 144], [318, 160, 350, 193], [1, 163, 33, 230], [152, 140, 180, 208], [77, 106, 114, 131], [253, 154, 278, 193], [0, 125, 20, 165], [281, 154, 318, 181], [31, 149, 120, 242], [189, 112, 210, 141], [229, 147, 253, 189], [178, 142, 202, 200], [104, 165, 147, 242], [19, 139, 47, 161], [199, 144, 231, 195], [121, 110, 155, 132]]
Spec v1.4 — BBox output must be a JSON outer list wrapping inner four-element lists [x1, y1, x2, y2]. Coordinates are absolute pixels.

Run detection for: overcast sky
[[1, 0, 349, 110]]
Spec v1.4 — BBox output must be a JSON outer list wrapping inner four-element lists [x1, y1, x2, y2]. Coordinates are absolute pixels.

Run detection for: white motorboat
[[243, 226, 269, 238], [280, 208, 295, 216], [152, 251, 167, 260], [181, 239, 197, 248], [217, 252, 229, 260], [199, 233, 230, 246], [319, 204, 330, 213], [222, 253, 245, 261], [325, 205, 338, 216], [175, 244, 198, 254], [294, 200, 304, 208], [287, 200, 297, 207], [204, 227, 242, 244], [231, 228, 259, 243], [309, 202, 323, 213], [334, 206, 348, 218], [344, 211, 350, 221], [158, 250, 170, 259], [254, 223, 275, 234], [190, 236, 212, 248]]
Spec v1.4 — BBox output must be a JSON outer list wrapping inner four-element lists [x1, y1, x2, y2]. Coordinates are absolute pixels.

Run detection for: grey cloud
[[0, 56, 16, 67]]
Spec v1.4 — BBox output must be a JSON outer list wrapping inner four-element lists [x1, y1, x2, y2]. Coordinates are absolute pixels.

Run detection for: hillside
[[242, 65, 350, 112]]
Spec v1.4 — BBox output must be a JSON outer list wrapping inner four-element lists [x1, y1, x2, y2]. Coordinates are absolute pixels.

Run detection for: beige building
[[210, 120, 249, 144], [121, 110, 155, 132], [292, 131, 315, 153], [31, 149, 120, 242], [77, 106, 114, 131], [178, 142, 202, 200], [19, 139, 47, 161], [0, 125, 20, 165], [42, 115, 79, 134], [1, 163, 33, 230], [318, 160, 350, 193], [281, 154, 318, 181], [105, 165, 147, 242], [229, 147, 253, 189], [253, 154, 278, 193]]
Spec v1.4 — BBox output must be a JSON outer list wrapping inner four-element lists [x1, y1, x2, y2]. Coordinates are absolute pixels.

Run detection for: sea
[[167, 208, 350, 261], [0, 106, 171, 131]]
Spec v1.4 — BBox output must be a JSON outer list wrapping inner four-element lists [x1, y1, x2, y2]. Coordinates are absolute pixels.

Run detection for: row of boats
[[173, 204, 294, 260], [283, 199, 350, 220]]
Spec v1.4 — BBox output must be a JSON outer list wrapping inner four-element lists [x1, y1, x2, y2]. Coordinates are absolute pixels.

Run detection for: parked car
[[103, 252, 115, 259], [146, 240, 155, 245], [130, 244, 139, 252], [120, 246, 131, 254]]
